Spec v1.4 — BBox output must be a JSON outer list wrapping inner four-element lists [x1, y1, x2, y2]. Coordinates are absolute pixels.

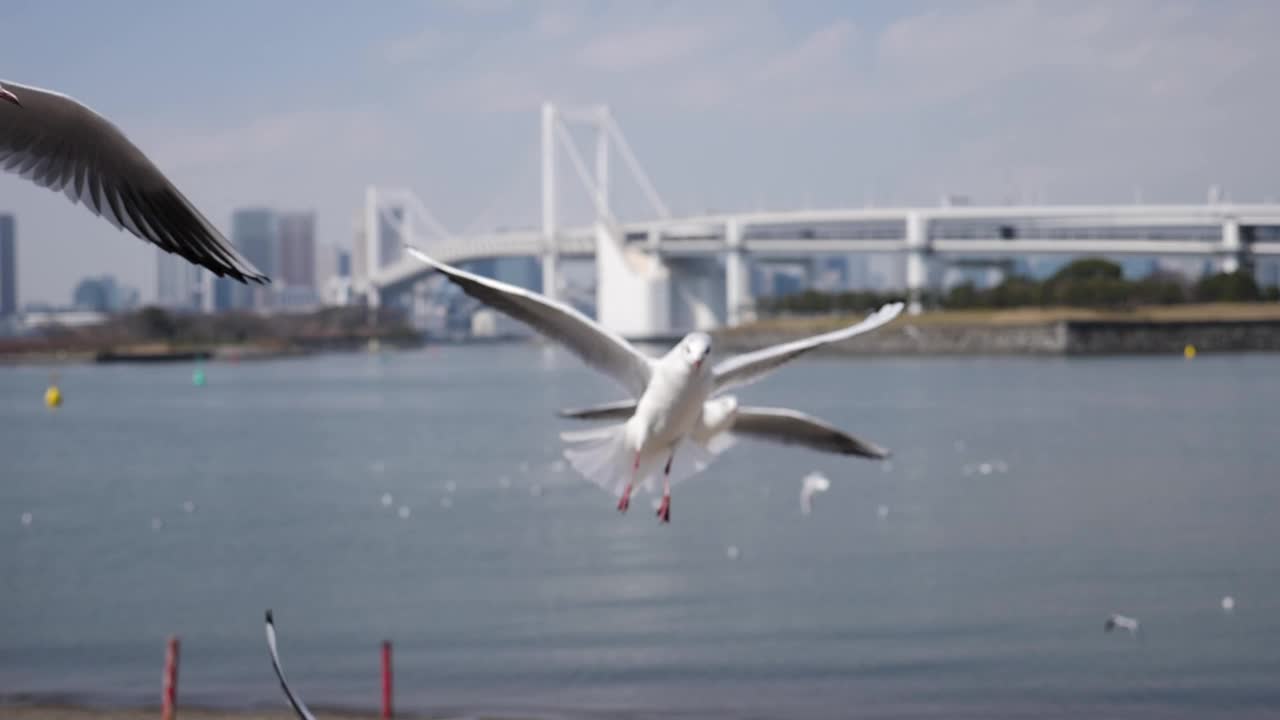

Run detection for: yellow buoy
[[44, 384, 62, 408], [1183, 344, 1197, 359]]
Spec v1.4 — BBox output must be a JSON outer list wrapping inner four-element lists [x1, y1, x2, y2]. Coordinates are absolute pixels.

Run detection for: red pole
[[162, 635, 180, 720], [381, 640, 393, 719]]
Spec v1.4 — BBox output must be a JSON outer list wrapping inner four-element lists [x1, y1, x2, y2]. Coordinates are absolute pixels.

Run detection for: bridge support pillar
[[541, 251, 560, 301], [725, 219, 754, 326], [596, 223, 671, 340], [905, 212, 929, 315], [1218, 218, 1244, 274]]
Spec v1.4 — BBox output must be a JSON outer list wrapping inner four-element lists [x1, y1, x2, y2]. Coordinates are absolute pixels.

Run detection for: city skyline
[[3, 1, 1279, 305]]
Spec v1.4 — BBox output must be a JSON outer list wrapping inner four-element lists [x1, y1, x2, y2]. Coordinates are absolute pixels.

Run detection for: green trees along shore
[[758, 258, 1280, 316]]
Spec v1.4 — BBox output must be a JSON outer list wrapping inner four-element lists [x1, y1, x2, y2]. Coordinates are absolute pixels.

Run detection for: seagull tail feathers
[[561, 423, 632, 497]]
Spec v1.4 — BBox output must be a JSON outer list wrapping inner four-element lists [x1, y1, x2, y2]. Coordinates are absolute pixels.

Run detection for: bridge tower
[[543, 103, 678, 338], [541, 103, 560, 302], [358, 186, 454, 311]]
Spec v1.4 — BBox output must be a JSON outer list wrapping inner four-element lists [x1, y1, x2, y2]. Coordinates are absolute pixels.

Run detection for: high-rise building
[[0, 214, 15, 316], [350, 210, 369, 293], [277, 212, 316, 288], [314, 242, 336, 288], [231, 208, 278, 309], [73, 275, 139, 313], [156, 248, 204, 311], [213, 276, 236, 312], [337, 250, 351, 278], [277, 212, 318, 310]]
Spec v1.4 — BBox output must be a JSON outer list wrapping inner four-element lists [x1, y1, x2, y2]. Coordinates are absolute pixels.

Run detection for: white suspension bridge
[[351, 102, 1280, 339]]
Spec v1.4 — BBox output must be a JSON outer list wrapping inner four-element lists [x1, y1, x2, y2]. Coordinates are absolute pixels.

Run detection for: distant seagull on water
[[0, 80, 267, 283], [406, 245, 901, 523], [799, 471, 831, 515], [1104, 614, 1140, 635]]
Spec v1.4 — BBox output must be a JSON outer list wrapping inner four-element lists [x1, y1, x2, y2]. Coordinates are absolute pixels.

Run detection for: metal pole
[[381, 640, 393, 719], [162, 635, 180, 720]]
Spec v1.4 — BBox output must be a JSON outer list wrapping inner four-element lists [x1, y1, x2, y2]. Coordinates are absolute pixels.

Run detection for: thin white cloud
[[150, 108, 393, 174], [575, 23, 711, 72], [382, 27, 459, 66], [447, 0, 518, 14]]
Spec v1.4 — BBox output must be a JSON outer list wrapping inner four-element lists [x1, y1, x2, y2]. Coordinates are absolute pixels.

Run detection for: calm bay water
[[2, 347, 1279, 719]]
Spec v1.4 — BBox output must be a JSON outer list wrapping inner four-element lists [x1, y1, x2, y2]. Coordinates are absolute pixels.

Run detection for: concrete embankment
[[715, 306, 1280, 356]]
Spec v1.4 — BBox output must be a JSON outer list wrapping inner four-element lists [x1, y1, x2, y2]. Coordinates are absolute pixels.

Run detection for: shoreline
[[3, 304, 1280, 365], [0, 705, 388, 720], [714, 303, 1280, 356]]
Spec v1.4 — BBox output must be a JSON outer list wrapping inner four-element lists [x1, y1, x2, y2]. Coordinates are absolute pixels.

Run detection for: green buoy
[[192, 362, 206, 387]]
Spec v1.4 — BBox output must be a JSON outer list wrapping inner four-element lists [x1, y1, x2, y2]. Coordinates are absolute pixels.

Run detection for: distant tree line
[[756, 258, 1280, 315], [3, 305, 419, 354]]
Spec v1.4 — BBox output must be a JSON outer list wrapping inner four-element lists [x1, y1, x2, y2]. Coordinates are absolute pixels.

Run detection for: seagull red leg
[[617, 453, 638, 513], [656, 452, 674, 524]]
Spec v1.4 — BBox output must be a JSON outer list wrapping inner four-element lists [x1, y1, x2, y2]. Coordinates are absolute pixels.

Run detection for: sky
[[3, 0, 1279, 305]]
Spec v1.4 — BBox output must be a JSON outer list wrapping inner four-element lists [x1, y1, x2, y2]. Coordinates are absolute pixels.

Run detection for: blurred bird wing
[[407, 246, 654, 397], [264, 611, 318, 720], [712, 302, 903, 393], [0, 80, 267, 283], [732, 406, 891, 459]]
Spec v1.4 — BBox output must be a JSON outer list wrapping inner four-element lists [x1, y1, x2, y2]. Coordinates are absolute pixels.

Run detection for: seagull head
[[0, 85, 20, 107], [680, 332, 712, 371]]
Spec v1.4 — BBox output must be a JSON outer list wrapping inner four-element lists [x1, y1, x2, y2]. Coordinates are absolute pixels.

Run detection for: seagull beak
[[0, 87, 20, 107]]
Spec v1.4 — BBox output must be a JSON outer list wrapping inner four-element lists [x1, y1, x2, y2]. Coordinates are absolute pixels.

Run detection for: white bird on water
[[799, 472, 831, 515], [1104, 614, 1140, 635], [406, 246, 902, 523], [0, 80, 267, 283]]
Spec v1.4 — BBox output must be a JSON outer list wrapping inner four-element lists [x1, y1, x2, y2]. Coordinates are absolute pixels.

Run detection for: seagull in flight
[[0, 79, 268, 283], [264, 611, 317, 720], [407, 246, 902, 523]]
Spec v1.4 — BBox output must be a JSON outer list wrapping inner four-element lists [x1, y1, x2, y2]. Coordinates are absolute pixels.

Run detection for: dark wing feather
[[0, 80, 267, 283], [733, 406, 890, 459]]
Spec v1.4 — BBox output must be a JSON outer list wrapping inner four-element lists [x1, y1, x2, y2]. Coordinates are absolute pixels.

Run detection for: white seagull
[[799, 471, 832, 515], [0, 79, 267, 283], [264, 610, 317, 720], [1104, 614, 1140, 635], [407, 246, 901, 523]]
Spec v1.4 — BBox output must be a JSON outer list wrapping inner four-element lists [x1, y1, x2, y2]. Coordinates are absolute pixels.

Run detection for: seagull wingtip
[[403, 244, 435, 264]]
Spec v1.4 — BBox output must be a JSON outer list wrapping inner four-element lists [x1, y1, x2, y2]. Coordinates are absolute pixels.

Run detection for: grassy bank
[[721, 302, 1280, 337]]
